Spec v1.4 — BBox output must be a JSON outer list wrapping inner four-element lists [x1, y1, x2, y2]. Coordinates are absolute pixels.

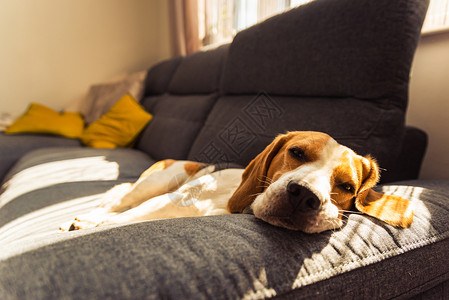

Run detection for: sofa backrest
[[137, 0, 428, 178], [136, 45, 228, 160]]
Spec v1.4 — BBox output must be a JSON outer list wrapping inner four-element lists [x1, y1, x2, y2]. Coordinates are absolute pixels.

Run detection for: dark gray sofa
[[2, 0, 449, 299]]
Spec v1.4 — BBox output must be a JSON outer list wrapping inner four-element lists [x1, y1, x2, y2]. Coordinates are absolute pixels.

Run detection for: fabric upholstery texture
[[0, 146, 447, 299], [0, 147, 154, 236], [136, 94, 218, 160], [143, 57, 183, 96], [136, 47, 228, 160], [0, 133, 82, 184], [221, 0, 426, 105], [168, 45, 229, 95], [382, 126, 428, 183], [188, 94, 404, 177]]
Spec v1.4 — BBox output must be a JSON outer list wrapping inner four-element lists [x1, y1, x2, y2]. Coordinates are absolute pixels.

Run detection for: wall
[[408, 31, 449, 180], [0, 0, 171, 116]]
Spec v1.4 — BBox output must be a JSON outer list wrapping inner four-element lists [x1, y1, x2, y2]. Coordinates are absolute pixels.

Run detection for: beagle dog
[[62, 131, 413, 233]]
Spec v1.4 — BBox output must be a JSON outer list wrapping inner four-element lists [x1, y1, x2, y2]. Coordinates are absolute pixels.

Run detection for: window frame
[[200, 0, 449, 50]]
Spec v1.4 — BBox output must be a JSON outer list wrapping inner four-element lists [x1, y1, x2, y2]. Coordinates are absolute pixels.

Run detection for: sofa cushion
[[188, 94, 404, 180], [0, 133, 82, 184], [5, 103, 84, 139], [81, 94, 152, 149], [1, 168, 448, 298], [136, 46, 229, 160], [136, 94, 218, 160], [167, 45, 228, 95], [78, 71, 148, 124], [0, 147, 154, 240], [221, 0, 427, 109], [143, 57, 183, 96]]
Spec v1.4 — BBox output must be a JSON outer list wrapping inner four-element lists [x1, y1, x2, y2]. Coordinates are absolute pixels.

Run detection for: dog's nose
[[287, 181, 321, 212]]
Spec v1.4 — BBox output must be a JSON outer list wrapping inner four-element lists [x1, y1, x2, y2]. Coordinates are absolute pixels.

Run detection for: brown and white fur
[[61, 131, 413, 233]]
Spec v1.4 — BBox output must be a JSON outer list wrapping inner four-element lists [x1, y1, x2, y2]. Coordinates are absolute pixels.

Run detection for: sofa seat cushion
[[0, 147, 154, 243], [1, 147, 448, 299], [0, 133, 82, 183]]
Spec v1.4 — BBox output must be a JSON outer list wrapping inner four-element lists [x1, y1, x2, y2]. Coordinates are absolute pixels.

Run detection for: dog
[[61, 131, 413, 233]]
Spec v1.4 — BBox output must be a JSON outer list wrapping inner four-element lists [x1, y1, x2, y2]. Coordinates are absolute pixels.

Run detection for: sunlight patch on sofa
[[0, 156, 119, 208], [379, 185, 431, 232], [290, 185, 429, 290], [0, 193, 106, 259], [243, 268, 277, 300]]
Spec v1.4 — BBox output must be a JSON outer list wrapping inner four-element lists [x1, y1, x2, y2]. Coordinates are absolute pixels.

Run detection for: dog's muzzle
[[286, 181, 321, 212]]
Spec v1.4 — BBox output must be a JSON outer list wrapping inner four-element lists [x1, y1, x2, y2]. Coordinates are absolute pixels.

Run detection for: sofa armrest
[[380, 126, 428, 183], [0, 133, 82, 184]]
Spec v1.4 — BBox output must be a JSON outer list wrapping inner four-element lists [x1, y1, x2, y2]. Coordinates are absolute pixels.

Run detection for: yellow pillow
[[81, 94, 152, 148], [5, 103, 84, 139]]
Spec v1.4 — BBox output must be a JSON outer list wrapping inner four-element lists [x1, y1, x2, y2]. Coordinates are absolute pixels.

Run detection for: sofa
[[2, 0, 449, 298]]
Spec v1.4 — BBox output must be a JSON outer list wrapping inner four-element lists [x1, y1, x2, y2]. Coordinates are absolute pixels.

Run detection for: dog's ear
[[227, 133, 289, 213], [355, 156, 413, 228]]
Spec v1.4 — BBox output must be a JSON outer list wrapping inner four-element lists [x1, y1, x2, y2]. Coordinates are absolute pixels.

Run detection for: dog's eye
[[289, 147, 306, 161], [339, 183, 355, 193]]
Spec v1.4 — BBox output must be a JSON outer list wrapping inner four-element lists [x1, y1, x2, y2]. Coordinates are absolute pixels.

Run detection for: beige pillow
[[65, 70, 147, 124]]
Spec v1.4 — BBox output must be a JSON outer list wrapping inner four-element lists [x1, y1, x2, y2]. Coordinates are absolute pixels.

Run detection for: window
[[199, 0, 313, 49], [200, 0, 449, 49], [422, 0, 449, 34]]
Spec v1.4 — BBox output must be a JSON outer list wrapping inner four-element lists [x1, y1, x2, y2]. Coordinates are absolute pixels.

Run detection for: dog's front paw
[[59, 217, 99, 231], [60, 209, 112, 231], [70, 217, 100, 231], [59, 221, 74, 232]]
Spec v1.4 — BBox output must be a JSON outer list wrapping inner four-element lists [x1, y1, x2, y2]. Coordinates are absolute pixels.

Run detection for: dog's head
[[227, 131, 413, 233]]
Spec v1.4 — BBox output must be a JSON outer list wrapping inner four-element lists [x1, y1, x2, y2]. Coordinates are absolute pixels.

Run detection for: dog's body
[[62, 131, 413, 233]]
